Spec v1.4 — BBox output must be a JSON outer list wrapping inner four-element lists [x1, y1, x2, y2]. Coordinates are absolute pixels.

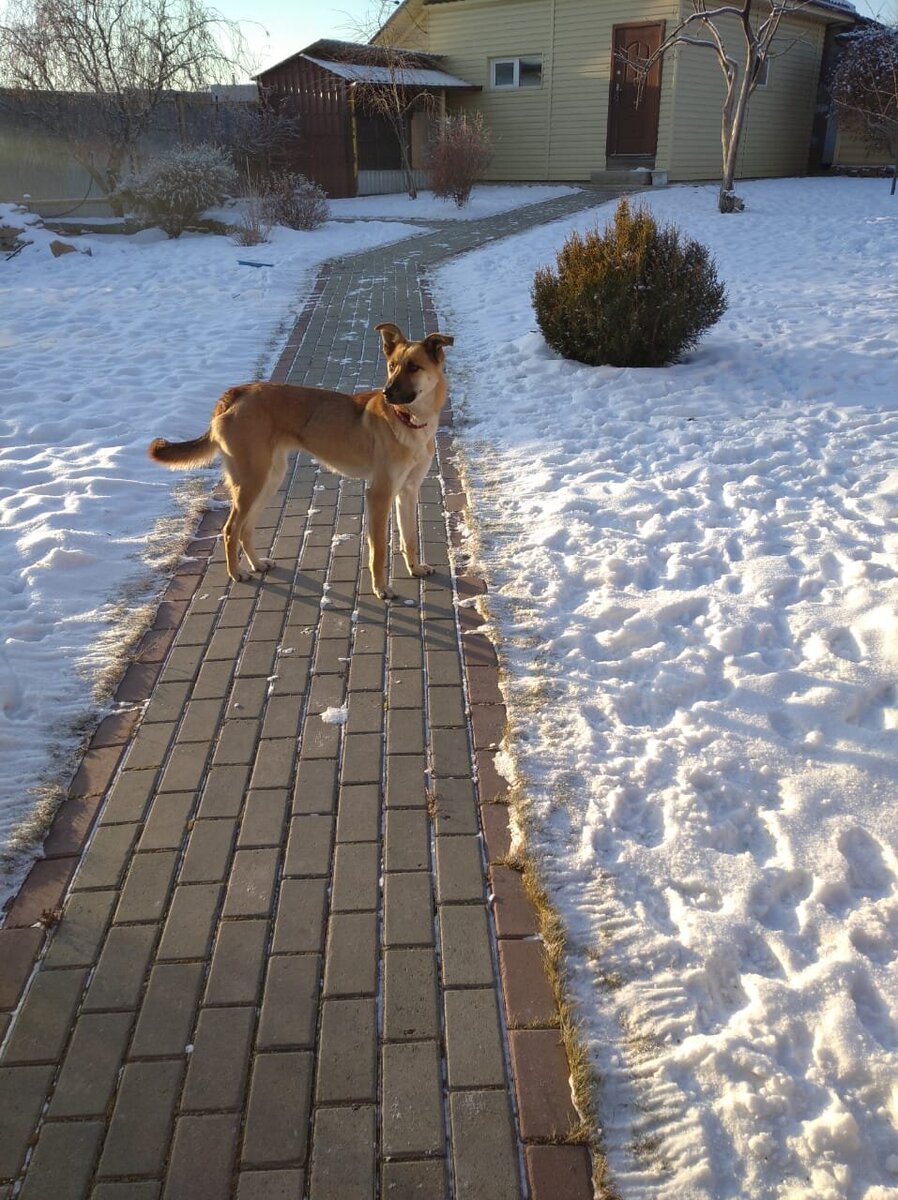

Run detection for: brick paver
[[0, 186, 624, 1199]]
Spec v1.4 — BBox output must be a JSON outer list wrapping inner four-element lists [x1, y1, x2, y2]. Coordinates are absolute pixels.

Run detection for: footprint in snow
[[851, 971, 898, 1049], [826, 625, 863, 663], [822, 827, 896, 915], [844, 684, 898, 732], [768, 708, 803, 741], [849, 905, 898, 965], [669, 877, 722, 911], [819, 551, 849, 584], [839, 827, 895, 900], [606, 785, 664, 849], [724, 534, 743, 563], [749, 867, 813, 933]]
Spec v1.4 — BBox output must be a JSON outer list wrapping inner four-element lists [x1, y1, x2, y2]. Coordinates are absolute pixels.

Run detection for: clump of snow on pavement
[[328, 184, 579, 221], [436, 178, 898, 1199], [319, 704, 349, 725], [0, 207, 421, 890]]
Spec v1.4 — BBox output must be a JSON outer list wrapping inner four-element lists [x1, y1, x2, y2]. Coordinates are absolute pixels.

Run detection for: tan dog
[[148, 323, 453, 599]]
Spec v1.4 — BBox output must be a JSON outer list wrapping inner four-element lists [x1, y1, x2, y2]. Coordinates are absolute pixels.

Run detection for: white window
[[490, 56, 543, 89]]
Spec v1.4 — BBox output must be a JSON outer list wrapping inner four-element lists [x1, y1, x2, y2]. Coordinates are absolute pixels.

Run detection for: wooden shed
[[255, 39, 479, 198]]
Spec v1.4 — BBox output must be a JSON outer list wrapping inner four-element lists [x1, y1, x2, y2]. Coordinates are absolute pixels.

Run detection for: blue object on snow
[[237, 260, 274, 268]]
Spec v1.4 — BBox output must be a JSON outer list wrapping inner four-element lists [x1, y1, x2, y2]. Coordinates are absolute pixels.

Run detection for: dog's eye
[[407, 363, 420, 374]]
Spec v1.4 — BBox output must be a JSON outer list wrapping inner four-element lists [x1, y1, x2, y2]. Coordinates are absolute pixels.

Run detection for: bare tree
[[830, 23, 898, 194], [212, 87, 303, 183], [0, 0, 249, 207], [633, 1, 820, 213]]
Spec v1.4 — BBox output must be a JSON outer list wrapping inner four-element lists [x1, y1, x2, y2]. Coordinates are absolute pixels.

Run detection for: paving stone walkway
[[0, 186, 625, 1200]]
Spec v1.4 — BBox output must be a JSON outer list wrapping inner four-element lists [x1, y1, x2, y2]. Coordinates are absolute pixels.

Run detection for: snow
[[328, 184, 580, 222], [435, 177, 898, 1199], [319, 704, 349, 725], [0, 205, 423, 894]]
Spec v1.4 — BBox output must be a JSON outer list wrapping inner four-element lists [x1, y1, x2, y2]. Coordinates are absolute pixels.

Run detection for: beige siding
[[430, 0, 553, 180], [432, 0, 680, 181], [376, 0, 430, 50], [833, 123, 894, 169], [548, 0, 679, 179], [668, 6, 826, 181]]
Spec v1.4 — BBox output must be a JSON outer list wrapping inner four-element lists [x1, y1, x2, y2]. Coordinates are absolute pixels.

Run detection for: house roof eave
[[795, 0, 860, 24]]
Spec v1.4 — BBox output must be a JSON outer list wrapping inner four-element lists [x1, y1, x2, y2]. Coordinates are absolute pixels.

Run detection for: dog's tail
[[148, 431, 217, 469]]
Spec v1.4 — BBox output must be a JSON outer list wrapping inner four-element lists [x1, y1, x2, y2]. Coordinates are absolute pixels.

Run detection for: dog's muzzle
[[384, 385, 415, 407]]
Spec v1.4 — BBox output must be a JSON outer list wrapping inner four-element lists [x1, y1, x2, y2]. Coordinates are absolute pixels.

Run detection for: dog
[[148, 323, 453, 599]]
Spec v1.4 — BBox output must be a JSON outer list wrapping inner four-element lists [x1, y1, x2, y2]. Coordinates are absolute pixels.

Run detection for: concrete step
[[589, 168, 653, 187]]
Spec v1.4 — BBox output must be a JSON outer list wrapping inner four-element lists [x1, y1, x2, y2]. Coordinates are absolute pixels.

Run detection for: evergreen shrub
[[532, 197, 727, 367]]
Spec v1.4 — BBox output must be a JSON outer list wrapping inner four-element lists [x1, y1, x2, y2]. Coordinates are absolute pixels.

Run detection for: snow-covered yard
[[436, 177, 898, 1200]]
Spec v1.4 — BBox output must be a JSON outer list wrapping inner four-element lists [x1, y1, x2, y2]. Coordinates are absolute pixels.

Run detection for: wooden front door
[[607, 22, 665, 159]]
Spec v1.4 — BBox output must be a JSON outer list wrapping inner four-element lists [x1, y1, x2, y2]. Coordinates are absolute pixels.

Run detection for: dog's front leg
[[396, 466, 435, 580], [366, 482, 395, 600]]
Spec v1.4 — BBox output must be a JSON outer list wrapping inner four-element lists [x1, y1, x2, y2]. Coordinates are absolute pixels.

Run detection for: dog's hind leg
[[220, 452, 270, 582], [240, 450, 288, 574], [366, 481, 395, 601], [219, 456, 243, 582]]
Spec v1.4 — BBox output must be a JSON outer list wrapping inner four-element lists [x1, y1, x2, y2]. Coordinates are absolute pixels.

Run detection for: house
[[255, 39, 479, 198], [373, 0, 862, 186]]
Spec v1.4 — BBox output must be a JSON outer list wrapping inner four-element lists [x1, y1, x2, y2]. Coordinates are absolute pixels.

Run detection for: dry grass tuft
[[426, 787, 439, 820], [94, 475, 212, 703], [503, 807, 620, 1198], [2, 777, 68, 861], [448, 413, 619, 1196]]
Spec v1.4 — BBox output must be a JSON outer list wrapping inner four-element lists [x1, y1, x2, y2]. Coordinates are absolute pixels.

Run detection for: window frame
[[489, 55, 543, 90]]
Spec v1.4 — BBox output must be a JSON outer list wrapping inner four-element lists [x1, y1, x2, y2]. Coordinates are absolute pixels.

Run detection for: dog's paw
[[253, 558, 275, 573], [230, 569, 254, 583], [374, 585, 397, 601], [411, 562, 435, 578]]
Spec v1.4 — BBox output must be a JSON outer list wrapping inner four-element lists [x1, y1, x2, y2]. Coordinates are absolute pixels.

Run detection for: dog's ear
[[375, 323, 407, 357], [422, 332, 454, 363]]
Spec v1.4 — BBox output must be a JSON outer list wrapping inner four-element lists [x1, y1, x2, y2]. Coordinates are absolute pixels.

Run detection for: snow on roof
[[301, 55, 476, 89], [805, 0, 858, 14]]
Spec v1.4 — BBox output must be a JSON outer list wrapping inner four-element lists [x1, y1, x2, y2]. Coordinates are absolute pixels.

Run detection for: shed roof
[[257, 37, 454, 81], [301, 54, 476, 89]]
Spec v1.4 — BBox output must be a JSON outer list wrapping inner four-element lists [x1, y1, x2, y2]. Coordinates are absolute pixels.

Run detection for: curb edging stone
[[420, 277, 595, 1200]]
